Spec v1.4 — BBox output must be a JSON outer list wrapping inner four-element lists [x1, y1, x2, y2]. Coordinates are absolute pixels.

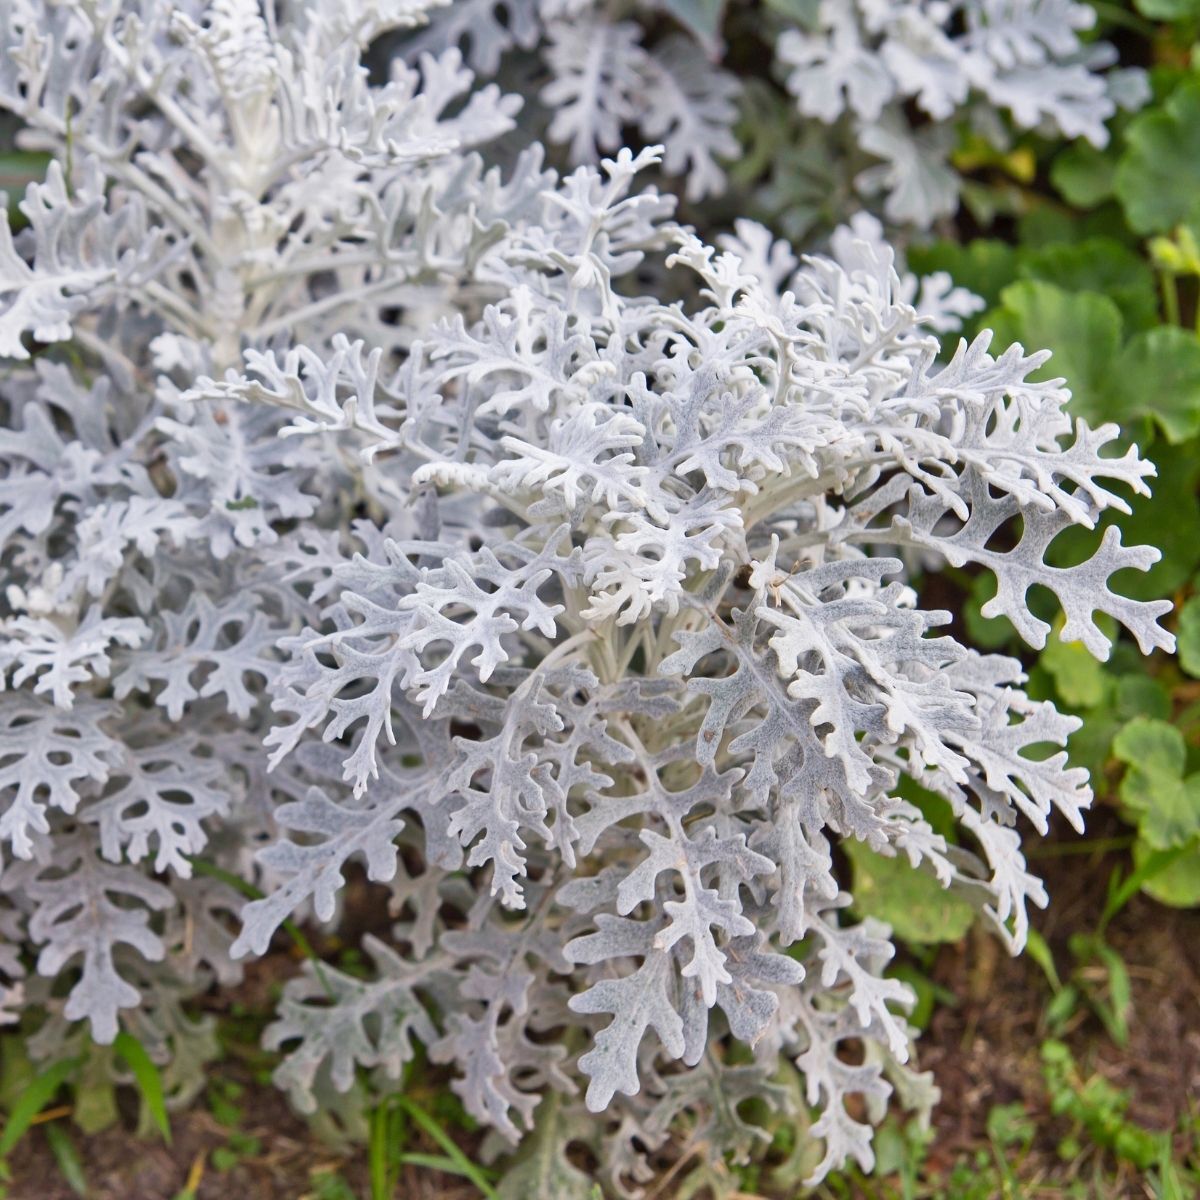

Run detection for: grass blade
[[393, 1097, 498, 1200], [171, 1151, 207, 1200], [1100, 839, 1198, 933], [1094, 942, 1132, 1047], [43, 1121, 88, 1197], [113, 1032, 171, 1144], [0, 1055, 80, 1157], [397, 1151, 480, 1175], [369, 1102, 390, 1200], [1024, 927, 1062, 993]]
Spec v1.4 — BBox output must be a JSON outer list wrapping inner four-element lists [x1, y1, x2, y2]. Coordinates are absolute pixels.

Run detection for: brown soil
[[920, 820, 1200, 1198]]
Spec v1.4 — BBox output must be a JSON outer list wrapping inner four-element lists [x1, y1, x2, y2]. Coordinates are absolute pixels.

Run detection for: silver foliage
[[399, 0, 1138, 226], [776, 0, 1146, 225], [0, 0, 1172, 1189], [0, 0, 525, 1091], [229, 146, 1166, 1181]]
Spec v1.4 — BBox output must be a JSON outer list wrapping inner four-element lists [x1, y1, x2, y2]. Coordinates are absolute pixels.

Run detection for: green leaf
[[368, 1102, 388, 1200], [1133, 839, 1200, 907], [959, 177, 1027, 230], [212, 1145, 240, 1172], [0, 1055, 81, 1158], [0, 152, 51, 192], [308, 1169, 358, 1200], [1105, 840, 1200, 920], [1093, 941, 1133, 1046], [895, 772, 959, 841], [1017, 239, 1158, 331], [113, 1032, 170, 1145], [1114, 674, 1171, 721], [1157, 1150, 1192, 1200], [845, 842, 976, 944], [764, 0, 821, 21], [0, 1039, 34, 1115], [1112, 327, 1200, 443], [43, 1122, 88, 1197], [1141, 777, 1200, 849], [392, 1097, 498, 1200], [1040, 634, 1109, 709], [1017, 204, 1135, 249], [987, 279, 1200, 444], [1178, 596, 1200, 677], [72, 1049, 118, 1136], [1025, 928, 1063, 993], [661, 0, 726, 48], [1045, 983, 1081, 1031], [1111, 441, 1200, 600], [1063, 710, 1120, 785], [1115, 79, 1200, 234], [986, 1102, 1036, 1151], [1112, 718, 1200, 849], [961, 571, 1019, 650], [1134, 0, 1200, 17], [1051, 142, 1117, 209], [888, 963, 941, 1031], [1113, 716, 1186, 778], [986, 282, 1123, 423], [906, 239, 1017, 315]]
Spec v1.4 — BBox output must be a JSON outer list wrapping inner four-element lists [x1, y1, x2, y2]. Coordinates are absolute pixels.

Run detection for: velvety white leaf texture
[[396, 0, 1137, 226], [776, 0, 1141, 225], [0, 0, 1171, 1188]]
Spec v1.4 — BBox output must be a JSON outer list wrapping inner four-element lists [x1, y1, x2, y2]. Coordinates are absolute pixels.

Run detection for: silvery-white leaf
[[6, 831, 173, 1043]]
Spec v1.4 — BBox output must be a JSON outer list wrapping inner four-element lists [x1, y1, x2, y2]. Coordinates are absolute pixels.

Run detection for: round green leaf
[[1111, 441, 1200, 600], [1017, 239, 1158, 332], [985, 281, 1123, 425], [906, 239, 1017, 315], [1040, 635, 1109, 709], [1113, 718, 1200, 849], [1115, 674, 1171, 721], [1134, 839, 1200, 907], [1112, 327, 1200, 443], [1051, 142, 1117, 209], [1178, 596, 1200, 678], [1115, 79, 1200, 234], [1134, 0, 1200, 17], [1112, 716, 1186, 779]]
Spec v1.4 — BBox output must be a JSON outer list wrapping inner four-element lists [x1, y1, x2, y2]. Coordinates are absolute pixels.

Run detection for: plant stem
[[1161, 270, 1181, 327]]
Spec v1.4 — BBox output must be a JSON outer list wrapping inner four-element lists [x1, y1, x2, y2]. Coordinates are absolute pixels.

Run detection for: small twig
[[1026, 836, 1134, 860], [28, 1105, 71, 1126]]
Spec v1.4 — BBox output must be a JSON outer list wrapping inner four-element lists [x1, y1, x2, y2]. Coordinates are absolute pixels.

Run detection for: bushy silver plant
[[0, 0, 528, 1093], [775, 0, 1147, 226], [0, 0, 1174, 1192], [402, 0, 1142, 226]]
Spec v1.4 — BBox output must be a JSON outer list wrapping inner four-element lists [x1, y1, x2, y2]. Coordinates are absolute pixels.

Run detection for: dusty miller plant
[[771, 0, 1147, 226], [398, 0, 1143, 228], [0, 0, 1176, 1191]]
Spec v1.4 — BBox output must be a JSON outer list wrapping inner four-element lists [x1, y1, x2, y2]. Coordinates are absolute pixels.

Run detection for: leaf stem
[[1161, 269, 1181, 327]]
